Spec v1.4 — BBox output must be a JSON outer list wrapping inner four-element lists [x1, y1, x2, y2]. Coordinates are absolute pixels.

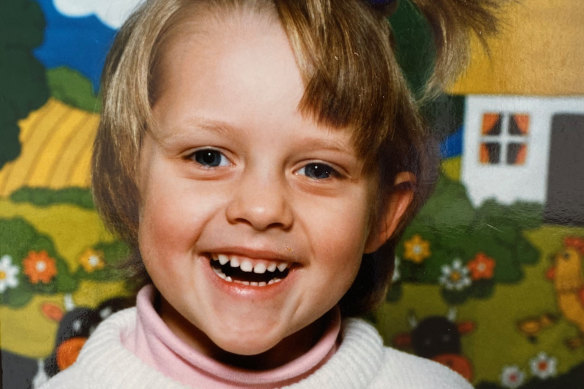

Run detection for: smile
[[209, 254, 291, 286]]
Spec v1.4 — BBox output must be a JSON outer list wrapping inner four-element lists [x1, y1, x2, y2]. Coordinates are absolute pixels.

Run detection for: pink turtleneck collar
[[121, 285, 341, 388]]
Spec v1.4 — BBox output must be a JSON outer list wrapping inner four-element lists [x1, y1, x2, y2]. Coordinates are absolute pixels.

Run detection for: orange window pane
[[482, 113, 502, 135], [509, 114, 530, 136], [480, 142, 500, 164], [507, 143, 527, 165], [480, 144, 489, 163]]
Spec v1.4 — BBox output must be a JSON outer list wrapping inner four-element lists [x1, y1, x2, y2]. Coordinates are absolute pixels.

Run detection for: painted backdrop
[[1, 0, 583, 388]]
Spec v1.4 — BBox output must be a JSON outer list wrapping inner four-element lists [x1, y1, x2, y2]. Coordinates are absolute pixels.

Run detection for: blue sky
[[33, 0, 117, 93]]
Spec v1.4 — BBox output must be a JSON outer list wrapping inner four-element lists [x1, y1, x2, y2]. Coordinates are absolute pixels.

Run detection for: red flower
[[23, 250, 57, 284], [467, 253, 495, 280]]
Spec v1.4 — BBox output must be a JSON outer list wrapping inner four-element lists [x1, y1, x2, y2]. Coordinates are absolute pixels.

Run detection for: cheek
[[136, 169, 228, 266], [307, 196, 371, 277], [138, 199, 182, 271], [137, 173, 196, 260]]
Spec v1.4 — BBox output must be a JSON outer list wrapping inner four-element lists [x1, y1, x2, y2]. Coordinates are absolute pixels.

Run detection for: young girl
[[43, 0, 498, 387]]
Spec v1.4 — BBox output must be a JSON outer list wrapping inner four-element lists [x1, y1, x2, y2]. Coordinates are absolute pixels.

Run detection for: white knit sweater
[[41, 308, 472, 388]]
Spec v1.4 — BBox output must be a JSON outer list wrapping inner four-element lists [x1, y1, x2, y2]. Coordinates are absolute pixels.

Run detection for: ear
[[364, 172, 415, 254]]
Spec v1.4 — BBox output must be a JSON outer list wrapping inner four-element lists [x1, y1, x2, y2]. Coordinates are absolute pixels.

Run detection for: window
[[479, 112, 529, 165]]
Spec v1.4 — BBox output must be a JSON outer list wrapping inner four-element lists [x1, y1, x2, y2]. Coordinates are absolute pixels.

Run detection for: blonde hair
[[93, 0, 500, 315]]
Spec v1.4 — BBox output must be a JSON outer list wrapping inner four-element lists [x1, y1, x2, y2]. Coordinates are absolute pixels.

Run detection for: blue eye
[[299, 163, 338, 180], [191, 149, 229, 167]]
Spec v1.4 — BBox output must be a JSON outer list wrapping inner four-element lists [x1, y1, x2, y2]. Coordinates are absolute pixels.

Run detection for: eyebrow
[[296, 136, 354, 155], [194, 119, 236, 136], [155, 116, 356, 155], [152, 117, 236, 145]]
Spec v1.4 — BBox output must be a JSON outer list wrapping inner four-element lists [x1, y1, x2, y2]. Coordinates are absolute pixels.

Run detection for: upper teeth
[[212, 254, 290, 274]]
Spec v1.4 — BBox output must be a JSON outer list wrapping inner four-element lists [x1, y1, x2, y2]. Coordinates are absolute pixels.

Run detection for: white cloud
[[54, 0, 145, 29]]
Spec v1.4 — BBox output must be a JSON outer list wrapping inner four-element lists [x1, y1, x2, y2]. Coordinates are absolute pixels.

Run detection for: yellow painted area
[[449, 0, 584, 95], [71, 280, 129, 310], [68, 139, 95, 186], [0, 294, 63, 357], [0, 99, 99, 197], [441, 157, 461, 181]]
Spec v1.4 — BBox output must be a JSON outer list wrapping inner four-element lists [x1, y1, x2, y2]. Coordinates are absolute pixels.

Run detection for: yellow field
[[0, 98, 98, 197]]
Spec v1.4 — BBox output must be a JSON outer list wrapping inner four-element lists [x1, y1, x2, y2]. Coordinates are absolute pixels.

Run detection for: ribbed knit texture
[[41, 309, 473, 388]]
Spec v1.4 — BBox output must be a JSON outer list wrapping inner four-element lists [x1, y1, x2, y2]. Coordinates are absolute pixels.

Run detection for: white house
[[461, 96, 584, 209], [449, 0, 584, 225]]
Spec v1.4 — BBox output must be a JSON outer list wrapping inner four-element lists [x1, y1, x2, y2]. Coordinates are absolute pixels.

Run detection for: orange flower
[[404, 235, 431, 264], [78, 248, 105, 273], [23, 250, 57, 284], [467, 253, 495, 280]]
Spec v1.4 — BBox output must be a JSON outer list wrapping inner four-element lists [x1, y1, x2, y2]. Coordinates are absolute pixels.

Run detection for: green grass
[[47, 67, 101, 112], [10, 186, 95, 210]]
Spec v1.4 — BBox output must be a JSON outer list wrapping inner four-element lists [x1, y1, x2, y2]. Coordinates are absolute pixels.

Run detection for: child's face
[[137, 11, 402, 363]]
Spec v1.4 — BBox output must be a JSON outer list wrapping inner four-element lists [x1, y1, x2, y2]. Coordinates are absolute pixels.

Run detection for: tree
[[0, 0, 49, 169]]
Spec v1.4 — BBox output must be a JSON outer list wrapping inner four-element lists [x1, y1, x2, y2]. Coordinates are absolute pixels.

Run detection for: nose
[[225, 170, 293, 231]]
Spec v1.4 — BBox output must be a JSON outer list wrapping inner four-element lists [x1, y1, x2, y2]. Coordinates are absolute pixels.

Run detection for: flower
[[439, 259, 472, 291], [529, 352, 557, 379], [392, 256, 401, 282], [404, 235, 430, 264], [467, 252, 496, 280], [500, 365, 525, 388], [23, 250, 57, 284], [78, 248, 105, 273], [0, 255, 19, 293]]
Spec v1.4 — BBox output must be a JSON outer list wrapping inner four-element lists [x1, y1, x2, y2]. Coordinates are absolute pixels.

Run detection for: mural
[[1, 0, 583, 388]]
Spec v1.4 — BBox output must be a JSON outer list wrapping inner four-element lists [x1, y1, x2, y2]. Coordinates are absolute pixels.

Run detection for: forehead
[[152, 6, 295, 108], [147, 1, 380, 163], [152, 10, 304, 128], [153, 4, 279, 81]]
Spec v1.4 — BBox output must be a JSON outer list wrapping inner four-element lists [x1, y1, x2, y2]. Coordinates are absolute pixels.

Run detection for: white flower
[[500, 365, 525, 388], [439, 259, 471, 290], [529, 352, 557, 379], [392, 256, 401, 282], [0, 255, 20, 293]]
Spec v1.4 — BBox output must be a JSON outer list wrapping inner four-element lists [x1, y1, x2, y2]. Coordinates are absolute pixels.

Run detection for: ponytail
[[410, 0, 501, 96]]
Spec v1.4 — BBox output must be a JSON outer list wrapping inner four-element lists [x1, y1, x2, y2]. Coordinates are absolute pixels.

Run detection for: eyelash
[[187, 149, 342, 180], [188, 148, 230, 168], [296, 162, 341, 180]]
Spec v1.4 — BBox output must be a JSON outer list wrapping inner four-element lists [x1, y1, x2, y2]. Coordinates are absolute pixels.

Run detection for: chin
[[211, 332, 282, 356]]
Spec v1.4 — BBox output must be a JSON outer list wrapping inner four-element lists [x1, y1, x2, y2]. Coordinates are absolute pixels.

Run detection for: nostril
[[225, 193, 293, 231]]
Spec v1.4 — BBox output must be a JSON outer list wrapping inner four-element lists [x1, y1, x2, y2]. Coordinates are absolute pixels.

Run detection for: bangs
[[275, 0, 406, 161]]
